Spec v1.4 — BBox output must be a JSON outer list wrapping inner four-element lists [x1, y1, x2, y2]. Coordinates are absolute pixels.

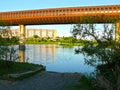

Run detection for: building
[[10, 28, 57, 39]]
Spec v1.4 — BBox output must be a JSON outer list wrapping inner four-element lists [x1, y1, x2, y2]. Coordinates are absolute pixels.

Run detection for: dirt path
[[0, 71, 82, 90]]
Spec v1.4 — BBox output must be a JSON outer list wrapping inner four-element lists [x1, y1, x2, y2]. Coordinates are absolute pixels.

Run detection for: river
[[18, 44, 95, 74]]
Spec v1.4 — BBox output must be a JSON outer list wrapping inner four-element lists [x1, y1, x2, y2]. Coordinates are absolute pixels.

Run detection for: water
[[18, 44, 95, 74]]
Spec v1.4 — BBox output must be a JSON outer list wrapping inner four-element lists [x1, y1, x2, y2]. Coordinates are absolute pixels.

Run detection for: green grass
[[26, 41, 84, 46], [62, 76, 96, 90], [0, 60, 45, 76]]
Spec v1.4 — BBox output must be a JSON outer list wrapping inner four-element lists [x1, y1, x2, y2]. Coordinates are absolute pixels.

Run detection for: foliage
[[0, 25, 19, 68], [71, 22, 120, 90], [0, 60, 45, 79], [71, 23, 116, 65], [25, 37, 87, 46], [62, 75, 97, 90], [33, 35, 39, 38]]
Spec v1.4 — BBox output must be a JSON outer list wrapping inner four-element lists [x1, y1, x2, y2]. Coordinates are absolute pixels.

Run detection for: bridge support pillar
[[116, 22, 120, 41], [19, 25, 26, 50]]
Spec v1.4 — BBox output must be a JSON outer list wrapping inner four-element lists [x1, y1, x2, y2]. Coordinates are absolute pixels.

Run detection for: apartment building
[[10, 28, 57, 38]]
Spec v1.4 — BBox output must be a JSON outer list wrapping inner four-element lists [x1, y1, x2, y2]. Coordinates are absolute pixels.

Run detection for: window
[[118, 7, 120, 10], [40, 11, 44, 16], [105, 8, 108, 13], [56, 10, 58, 15], [101, 8, 104, 10], [34, 11, 38, 16], [70, 9, 72, 13], [59, 10, 62, 15], [93, 8, 96, 10], [77, 9, 80, 14], [85, 8, 88, 11], [46, 11, 48, 16], [74, 9, 76, 14], [105, 8, 108, 10], [97, 8, 100, 11], [66, 9, 69, 14], [51, 10, 54, 16], [81, 8, 84, 11], [89, 8, 91, 11], [109, 7, 112, 11], [114, 7, 116, 10], [118, 7, 120, 12], [15, 12, 18, 17]]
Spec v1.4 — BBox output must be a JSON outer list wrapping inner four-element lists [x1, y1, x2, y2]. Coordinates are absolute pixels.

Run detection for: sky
[[0, 0, 120, 37]]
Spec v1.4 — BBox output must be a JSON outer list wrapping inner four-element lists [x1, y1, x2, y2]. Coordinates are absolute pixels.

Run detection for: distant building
[[10, 28, 57, 38]]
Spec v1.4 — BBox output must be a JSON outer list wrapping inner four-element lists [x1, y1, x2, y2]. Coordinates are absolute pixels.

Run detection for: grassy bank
[[25, 37, 88, 46], [0, 60, 45, 80], [26, 41, 85, 46]]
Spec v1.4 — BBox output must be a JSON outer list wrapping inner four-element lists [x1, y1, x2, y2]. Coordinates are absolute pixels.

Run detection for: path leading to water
[[0, 71, 82, 90]]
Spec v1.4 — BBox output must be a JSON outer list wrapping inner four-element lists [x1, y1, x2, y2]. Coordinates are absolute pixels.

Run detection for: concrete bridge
[[0, 4, 120, 49]]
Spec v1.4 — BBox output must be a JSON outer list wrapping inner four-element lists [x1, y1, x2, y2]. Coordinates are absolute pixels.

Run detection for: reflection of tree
[[71, 22, 120, 90]]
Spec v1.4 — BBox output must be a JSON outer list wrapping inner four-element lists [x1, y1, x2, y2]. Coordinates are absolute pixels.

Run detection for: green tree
[[33, 35, 39, 38], [0, 24, 19, 68], [71, 22, 120, 90]]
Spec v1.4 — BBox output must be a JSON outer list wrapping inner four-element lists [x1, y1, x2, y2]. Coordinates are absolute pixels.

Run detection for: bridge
[[0, 5, 120, 25], [0, 4, 120, 49]]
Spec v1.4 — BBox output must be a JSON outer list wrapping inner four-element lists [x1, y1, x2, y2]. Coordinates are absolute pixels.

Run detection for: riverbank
[[0, 61, 96, 90], [0, 60, 45, 80], [25, 42, 84, 46], [0, 71, 83, 90]]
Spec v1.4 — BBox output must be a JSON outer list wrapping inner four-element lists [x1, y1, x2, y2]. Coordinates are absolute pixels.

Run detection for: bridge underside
[[1, 14, 120, 26]]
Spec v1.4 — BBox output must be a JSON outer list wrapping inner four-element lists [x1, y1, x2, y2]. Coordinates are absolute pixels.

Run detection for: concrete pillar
[[19, 25, 26, 50], [116, 22, 120, 41]]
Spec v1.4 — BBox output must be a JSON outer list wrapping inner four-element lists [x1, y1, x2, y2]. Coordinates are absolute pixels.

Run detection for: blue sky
[[0, 0, 120, 36]]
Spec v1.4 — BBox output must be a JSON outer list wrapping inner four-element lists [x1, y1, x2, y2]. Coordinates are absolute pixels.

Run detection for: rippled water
[[18, 44, 95, 74]]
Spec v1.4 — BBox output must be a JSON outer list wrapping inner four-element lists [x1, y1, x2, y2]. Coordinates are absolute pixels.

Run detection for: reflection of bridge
[[0, 5, 120, 49]]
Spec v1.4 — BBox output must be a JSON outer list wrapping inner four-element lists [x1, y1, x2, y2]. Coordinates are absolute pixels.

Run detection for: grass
[[62, 75, 106, 90], [0, 60, 45, 80], [26, 41, 84, 46], [62, 76, 99, 90]]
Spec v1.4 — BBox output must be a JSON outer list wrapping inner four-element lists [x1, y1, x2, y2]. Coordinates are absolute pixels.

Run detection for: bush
[[0, 46, 19, 68]]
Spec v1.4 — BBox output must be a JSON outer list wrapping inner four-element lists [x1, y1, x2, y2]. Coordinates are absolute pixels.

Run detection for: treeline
[[0, 37, 19, 45], [25, 36, 96, 45]]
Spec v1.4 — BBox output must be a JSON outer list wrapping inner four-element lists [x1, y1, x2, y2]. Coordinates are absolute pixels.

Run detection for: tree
[[71, 22, 120, 90], [33, 35, 39, 38], [0, 24, 19, 68]]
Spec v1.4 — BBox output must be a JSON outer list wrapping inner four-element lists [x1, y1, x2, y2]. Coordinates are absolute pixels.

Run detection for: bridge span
[[0, 5, 120, 25], [0, 4, 120, 49]]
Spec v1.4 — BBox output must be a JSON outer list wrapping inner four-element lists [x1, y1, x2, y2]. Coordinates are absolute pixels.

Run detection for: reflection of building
[[18, 45, 56, 64], [10, 28, 57, 38], [25, 45, 56, 65]]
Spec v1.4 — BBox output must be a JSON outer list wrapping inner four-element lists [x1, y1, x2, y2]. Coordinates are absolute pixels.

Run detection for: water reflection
[[19, 49, 25, 62], [18, 44, 95, 73], [25, 44, 56, 64]]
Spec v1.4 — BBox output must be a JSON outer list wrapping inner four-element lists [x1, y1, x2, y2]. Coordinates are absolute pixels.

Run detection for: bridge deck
[[0, 5, 120, 25]]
